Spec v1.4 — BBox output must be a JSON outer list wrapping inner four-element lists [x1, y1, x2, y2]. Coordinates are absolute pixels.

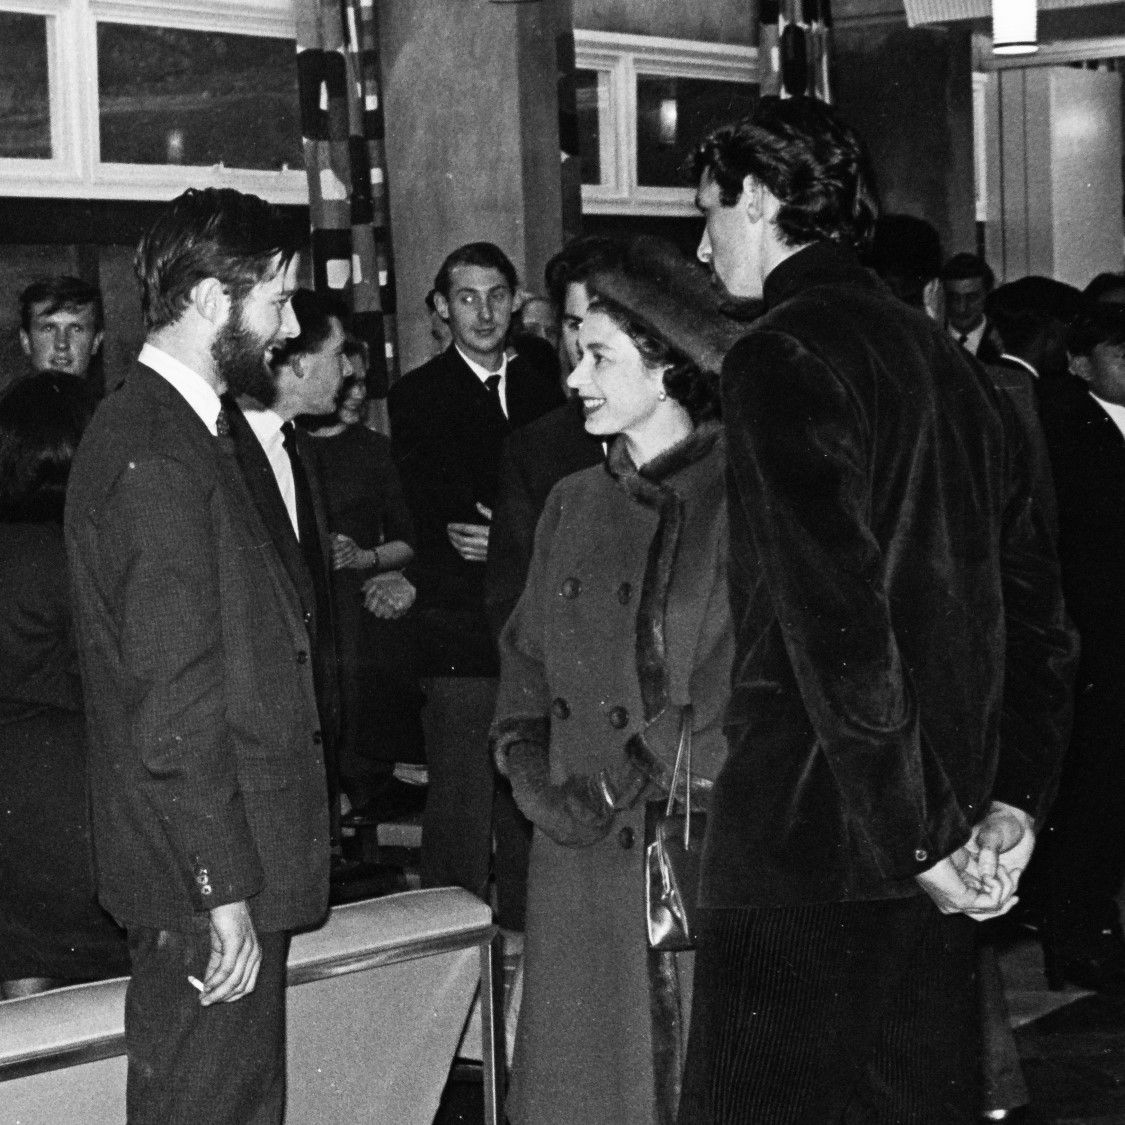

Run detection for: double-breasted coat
[[492, 421, 731, 1125]]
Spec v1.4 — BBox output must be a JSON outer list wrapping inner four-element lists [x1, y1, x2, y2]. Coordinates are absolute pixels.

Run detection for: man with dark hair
[[942, 252, 1001, 362], [1085, 271, 1125, 309], [869, 213, 943, 316], [388, 241, 563, 913], [19, 275, 105, 380], [986, 276, 1084, 383], [65, 187, 329, 1124], [1026, 302, 1125, 993], [683, 96, 1076, 1122]]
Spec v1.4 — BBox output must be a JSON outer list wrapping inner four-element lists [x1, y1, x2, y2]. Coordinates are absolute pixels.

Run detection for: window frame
[[0, 0, 307, 202], [575, 29, 758, 218]]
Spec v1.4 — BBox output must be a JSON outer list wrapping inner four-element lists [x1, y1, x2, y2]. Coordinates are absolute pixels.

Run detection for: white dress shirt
[[138, 343, 222, 436], [239, 405, 300, 539], [1090, 392, 1125, 442], [949, 319, 987, 356], [455, 346, 509, 418]]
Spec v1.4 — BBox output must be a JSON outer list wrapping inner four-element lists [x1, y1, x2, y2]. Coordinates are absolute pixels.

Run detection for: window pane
[[0, 13, 51, 159], [97, 24, 301, 170], [636, 76, 757, 188], [576, 68, 606, 187]]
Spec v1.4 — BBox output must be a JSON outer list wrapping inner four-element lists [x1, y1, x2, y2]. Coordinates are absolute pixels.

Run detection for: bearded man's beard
[[213, 302, 279, 408]]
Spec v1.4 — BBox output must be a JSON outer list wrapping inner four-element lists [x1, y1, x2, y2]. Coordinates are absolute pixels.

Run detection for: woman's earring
[[658, 389, 668, 401]]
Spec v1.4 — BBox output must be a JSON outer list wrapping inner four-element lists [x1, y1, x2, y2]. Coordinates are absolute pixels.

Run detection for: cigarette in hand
[[188, 975, 205, 993]]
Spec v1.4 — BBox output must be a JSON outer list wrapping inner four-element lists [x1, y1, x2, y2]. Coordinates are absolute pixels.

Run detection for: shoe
[[979, 1106, 1046, 1124], [340, 777, 428, 827]]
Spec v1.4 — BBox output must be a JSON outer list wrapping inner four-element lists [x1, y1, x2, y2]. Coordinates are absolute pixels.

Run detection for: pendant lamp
[[992, 0, 1037, 56]]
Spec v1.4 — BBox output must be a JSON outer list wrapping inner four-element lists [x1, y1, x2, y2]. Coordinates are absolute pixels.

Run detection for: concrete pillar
[[379, 0, 573, 374]]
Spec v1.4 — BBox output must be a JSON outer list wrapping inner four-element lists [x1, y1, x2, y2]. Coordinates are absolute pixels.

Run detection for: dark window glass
[[575, 68, 604, 186], [0, 13, 51, 159], [636, 76, 757, 189], [97, 24, 301, 170]]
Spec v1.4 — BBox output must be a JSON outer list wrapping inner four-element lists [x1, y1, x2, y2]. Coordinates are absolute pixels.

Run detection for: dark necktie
[[281, 422, 323, 563], [485, 373, 504, 417], [215, 404, 234, 450], [958, 332, 969, 348]]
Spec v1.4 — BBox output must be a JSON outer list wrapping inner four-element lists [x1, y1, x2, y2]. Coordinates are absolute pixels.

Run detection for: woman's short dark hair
[[0, 372, 89, 523], [587, 297, 720, 424], [134, 187, 298, 332], [690, 96, 879, 252]]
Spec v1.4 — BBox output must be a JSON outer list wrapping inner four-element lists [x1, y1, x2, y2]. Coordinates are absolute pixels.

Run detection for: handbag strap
[[663, 704, 695, 847]]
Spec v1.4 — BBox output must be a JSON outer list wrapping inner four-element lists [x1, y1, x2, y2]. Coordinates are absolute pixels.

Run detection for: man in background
[[942, 252, 1001, 363], [388, 241, 563, 923]]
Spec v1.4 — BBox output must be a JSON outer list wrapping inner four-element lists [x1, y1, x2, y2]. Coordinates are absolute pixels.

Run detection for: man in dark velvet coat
[[679, 98, 1076, 1124], [388, 242, 564, 913], [66, 189, 330, 1124]]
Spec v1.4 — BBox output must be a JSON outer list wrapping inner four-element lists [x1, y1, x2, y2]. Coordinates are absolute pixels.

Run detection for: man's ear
[[18, 329, 30, 358], [92, 331, 105, 357], [193, 277, 231, 327], [1069, 353, 1092, 384], [433, 291, 451, 321], [742, 175, 766, 223]]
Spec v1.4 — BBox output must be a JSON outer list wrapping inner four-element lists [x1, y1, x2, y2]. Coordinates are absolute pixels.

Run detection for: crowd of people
[[1, 93, 1124, 1124]]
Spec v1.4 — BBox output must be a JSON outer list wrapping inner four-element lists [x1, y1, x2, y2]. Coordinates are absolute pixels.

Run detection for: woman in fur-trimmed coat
[[492, 287, 732, 1125]]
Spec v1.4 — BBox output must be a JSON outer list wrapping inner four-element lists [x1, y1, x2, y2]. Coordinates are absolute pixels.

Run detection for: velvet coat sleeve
[[723, 329, 969, 878]]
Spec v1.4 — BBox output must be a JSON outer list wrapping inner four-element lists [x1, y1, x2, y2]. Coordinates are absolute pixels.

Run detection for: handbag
[[645, 705, 704, 951]]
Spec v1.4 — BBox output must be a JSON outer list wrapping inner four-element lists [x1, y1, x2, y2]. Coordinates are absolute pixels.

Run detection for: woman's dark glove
[[496, 740, 615, 847]]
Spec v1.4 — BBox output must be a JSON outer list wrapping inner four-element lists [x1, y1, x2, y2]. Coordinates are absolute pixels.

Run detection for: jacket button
[[312, 731, 323, 745], [296, 650, 309, 664], [608, 706, 628, 729], [617, 826, 635, 849], [560, 577, 582, 599], [303, 610, 313, 625], [551, 697, 570, 720], [914, 848, 929, 863], [617, 582, 632, 604]]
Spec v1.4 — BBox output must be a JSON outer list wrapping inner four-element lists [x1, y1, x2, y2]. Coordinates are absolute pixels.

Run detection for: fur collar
[[603, 420, 722, 722]]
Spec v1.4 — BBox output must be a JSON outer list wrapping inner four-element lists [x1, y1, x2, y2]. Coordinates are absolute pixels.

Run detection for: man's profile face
[[213, 254, 300, 406], [1072, 340, 1125, 407], [435, 265, 513, 366], [944, 277, 987, 335], [20, 301, 103, 377], [695, 172, 762, 300], [294, 316, 349, 416], [561, 281, 591, 371]]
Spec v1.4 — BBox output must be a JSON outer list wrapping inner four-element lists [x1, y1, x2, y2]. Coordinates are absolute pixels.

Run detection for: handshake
[[915, 800, 1035, 921]]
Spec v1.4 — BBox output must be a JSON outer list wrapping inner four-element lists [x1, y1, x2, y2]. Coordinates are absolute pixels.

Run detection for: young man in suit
[[65, 189, 330, 1125], [942, 252, 1001, 363], [388, 242, 563, 914], [681, 97, 1076, 1123]]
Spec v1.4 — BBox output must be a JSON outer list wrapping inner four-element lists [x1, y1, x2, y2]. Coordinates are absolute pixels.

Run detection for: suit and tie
[[66, 358, 330, 1123], [388, 342, 563, 912]]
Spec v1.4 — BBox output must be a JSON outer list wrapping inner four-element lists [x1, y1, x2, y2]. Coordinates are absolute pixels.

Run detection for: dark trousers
[[419, 675, 532, 929], [678, 896, 979, 1125], [124, 924, 288, 1125]]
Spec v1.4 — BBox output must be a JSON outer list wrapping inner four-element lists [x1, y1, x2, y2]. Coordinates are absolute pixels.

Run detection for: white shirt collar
[[999, 353, 1039, 379], [138, 342, 222, 436], [455, 345, 508, 386], [1090, 392, 1125, 441], [949, 319, 986, 356], [238, 402, 286, 444]]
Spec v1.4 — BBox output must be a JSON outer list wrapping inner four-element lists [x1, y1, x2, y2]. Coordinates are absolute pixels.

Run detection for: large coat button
[[608, 706, 629, 729], [296, 650, 309, 664], [551, 697, 570, 720], [617, 826, 635, 849], [617, 582, 632, 604], [560, 577, 582, 599]]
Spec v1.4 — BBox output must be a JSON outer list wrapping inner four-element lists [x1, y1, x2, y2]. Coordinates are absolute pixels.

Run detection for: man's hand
[[915, 849, 1017, 921], [362, 571, 416, 618], [201, 899, 260, 1006], [331, 532, 369, 570], [966, 800, 1035, 889], [446, 503, 492, 563]]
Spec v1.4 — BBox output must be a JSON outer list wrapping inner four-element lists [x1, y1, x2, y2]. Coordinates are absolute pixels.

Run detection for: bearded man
[[65, 188, 331, 1125]]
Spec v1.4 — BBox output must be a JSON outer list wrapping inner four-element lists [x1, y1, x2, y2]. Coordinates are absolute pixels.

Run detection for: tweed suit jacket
[[65, 361, 331, 933], [388, 343, 565, 675], [701, 243, 1077, 910]]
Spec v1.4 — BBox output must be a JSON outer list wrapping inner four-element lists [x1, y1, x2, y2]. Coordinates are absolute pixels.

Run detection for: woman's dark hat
[[589, 236, 761, 376]]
